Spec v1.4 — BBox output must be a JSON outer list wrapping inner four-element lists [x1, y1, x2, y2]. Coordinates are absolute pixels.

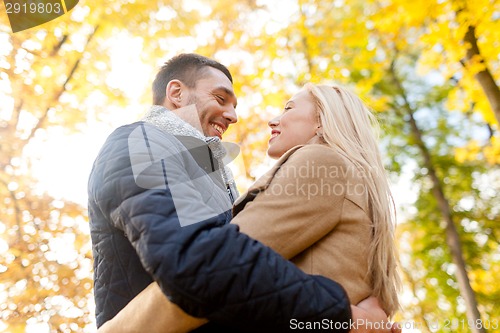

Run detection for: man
[[89, 53, 398, 332]]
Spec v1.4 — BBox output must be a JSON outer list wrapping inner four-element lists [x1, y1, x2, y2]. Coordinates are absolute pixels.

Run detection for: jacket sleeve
[[232, 145, 348, 260], [90, 124, 352, 332]]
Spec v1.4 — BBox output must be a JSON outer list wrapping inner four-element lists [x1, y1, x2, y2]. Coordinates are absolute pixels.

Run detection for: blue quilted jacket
[[88, 122, 352, 332]]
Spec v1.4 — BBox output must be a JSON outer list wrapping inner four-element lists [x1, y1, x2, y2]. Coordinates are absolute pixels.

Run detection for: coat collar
[[233, 145, 304, 216]]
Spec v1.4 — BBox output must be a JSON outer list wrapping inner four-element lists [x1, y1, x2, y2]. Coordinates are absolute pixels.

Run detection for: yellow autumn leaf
[[454, 140, 481, 163], [484, 135, 500, 165]]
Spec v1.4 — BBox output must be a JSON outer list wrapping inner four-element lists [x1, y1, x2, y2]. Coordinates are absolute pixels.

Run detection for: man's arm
[[98, 284, 400, 333], [92, 124, 351, 331]]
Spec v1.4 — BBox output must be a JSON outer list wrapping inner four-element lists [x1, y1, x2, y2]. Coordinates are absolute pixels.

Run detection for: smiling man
[[151, 55, 238, 139], [88, 53, 395, 332]]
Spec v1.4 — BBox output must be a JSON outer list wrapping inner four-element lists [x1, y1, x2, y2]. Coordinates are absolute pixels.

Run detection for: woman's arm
[[97, 283, 207, 333]]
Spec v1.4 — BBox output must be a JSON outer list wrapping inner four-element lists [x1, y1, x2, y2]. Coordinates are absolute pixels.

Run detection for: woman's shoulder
[[285, 144, 347, 166]]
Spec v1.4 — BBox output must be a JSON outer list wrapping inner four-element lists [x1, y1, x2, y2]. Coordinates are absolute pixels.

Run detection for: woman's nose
[[268, 115, 280, 128]]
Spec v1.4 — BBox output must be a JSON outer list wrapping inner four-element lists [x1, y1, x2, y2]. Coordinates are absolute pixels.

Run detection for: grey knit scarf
[[142, 105, 239, 203]]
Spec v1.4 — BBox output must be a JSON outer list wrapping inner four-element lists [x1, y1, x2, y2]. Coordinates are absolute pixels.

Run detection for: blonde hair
[[305, 83, 401, 316]]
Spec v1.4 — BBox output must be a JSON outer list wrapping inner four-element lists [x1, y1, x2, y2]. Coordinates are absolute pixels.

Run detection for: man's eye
[[216, 95, 225, 103]]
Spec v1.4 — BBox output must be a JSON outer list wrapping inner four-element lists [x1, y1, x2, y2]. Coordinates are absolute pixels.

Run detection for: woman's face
[[267, 89, 319, 159]]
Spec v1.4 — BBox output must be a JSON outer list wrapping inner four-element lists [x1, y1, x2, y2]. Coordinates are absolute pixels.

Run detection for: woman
[[100, 83, 401, 332]]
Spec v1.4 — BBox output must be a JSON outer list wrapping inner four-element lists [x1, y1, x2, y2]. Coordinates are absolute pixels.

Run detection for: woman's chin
[[267, 147, 284, 160]]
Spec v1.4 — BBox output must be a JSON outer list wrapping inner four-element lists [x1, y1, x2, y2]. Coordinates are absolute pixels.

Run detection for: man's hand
[[350, 297, 401, 333]]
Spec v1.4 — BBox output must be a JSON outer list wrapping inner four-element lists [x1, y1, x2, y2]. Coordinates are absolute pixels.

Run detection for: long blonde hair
[[305, 83, 401, 316]]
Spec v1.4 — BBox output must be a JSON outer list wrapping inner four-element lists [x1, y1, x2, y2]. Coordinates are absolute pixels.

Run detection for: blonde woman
[[100, 83, 401, 333]]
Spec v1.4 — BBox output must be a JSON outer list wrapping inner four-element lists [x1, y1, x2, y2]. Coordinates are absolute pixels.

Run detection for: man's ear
[[165, 80, 184, 108]]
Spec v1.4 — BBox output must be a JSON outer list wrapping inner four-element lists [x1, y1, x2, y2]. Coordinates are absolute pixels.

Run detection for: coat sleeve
[[90, 125, 352, 332], [232, 145, 348, 260]]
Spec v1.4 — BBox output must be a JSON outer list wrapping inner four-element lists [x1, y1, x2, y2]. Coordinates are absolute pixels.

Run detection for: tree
[[0, 8, 101, 331]]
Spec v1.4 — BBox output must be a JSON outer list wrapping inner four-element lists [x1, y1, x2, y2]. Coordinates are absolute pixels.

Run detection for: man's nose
[[223, 106, 238, 124]]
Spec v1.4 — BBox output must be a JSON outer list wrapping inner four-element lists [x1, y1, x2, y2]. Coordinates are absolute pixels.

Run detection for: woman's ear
[[165, 80, 184, 108], [316, 124, 323, 137], [307, 124, 325, 145]]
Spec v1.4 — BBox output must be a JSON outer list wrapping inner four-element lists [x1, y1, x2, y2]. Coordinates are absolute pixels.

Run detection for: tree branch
[[22, 25, 100, 145], [50, 34, 69, 57]]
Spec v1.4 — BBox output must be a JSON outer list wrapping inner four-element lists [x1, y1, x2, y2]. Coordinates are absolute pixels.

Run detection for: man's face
[[185, 67, 238, 139]]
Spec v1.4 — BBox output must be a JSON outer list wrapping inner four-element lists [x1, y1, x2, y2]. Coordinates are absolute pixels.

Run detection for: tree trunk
[[389, 63, 486, 333], [463, 25, 500, 126]]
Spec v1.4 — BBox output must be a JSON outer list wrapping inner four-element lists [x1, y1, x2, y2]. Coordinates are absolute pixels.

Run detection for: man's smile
[[210, 122, 226, 137]]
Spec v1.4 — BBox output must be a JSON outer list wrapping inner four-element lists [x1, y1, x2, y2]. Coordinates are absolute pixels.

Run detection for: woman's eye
[[284, 106, 292, 111]]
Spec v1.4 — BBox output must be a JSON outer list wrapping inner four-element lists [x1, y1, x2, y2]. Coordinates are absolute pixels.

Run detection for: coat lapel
[[233, 145, 304, 216]]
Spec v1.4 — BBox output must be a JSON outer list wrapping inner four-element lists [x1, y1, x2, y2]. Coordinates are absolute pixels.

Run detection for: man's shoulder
[[109, 121, 173, 141], [102, 121, 193, 153]]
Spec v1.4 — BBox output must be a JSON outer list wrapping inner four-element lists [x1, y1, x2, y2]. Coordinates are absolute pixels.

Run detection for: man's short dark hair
[[152, 53, 233, 105]]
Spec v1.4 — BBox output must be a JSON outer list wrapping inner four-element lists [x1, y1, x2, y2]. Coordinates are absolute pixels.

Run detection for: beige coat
[[232, 144, 373, 304]]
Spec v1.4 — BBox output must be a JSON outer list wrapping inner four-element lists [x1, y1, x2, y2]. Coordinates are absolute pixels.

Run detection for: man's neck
[[168, 104, 204, 135]]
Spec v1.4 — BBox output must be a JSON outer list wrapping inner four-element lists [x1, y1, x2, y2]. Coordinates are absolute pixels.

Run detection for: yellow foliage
[[470, 254, 500, 294], [445, 77, 497, 126], [455, 140, 481, 163], [475, 98, 498, 125], [417, 48, 444, 75], [455, 137, 500, 165], [369, 96, 391, 113], [484, 136, 500, 165], [465, 55, 488, 76]]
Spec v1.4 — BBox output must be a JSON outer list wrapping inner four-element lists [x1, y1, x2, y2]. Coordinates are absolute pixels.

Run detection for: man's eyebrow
[[214, 86, 237, 108]]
